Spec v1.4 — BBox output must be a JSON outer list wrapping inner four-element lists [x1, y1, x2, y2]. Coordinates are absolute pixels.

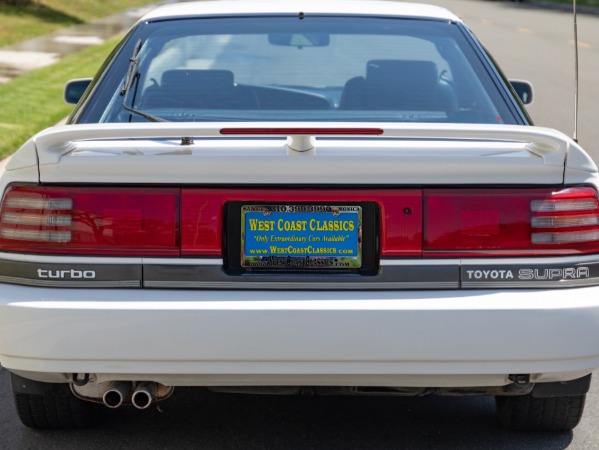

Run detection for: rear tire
[[12, 379, 104, 429], [496, 394, 586, 431]]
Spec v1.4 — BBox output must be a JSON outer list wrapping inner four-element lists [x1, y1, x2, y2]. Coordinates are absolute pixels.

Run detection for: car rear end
[[1, 0, 598, 432]]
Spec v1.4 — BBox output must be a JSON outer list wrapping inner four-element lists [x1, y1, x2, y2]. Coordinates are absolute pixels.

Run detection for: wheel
[[496, 394, 586, 431], [12, 378, 104, 429]]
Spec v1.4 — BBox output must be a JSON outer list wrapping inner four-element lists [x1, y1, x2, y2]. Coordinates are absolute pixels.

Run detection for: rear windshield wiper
[[120, 39, 167, 123]]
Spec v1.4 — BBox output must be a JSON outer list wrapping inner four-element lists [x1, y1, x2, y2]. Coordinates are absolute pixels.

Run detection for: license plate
[[241, 205, 362, 269]]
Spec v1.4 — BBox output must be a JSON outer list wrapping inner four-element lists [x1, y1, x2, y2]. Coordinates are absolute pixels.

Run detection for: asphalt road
[[2, 0, 599, 448], [433, 0, 599, 160], [1, 366, 598, 449]]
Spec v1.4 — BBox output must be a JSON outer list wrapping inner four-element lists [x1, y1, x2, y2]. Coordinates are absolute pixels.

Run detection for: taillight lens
[[530, 188, 599, 245], [0, 186, 179, 255], [2, 185, 598, 259], [425, 187, 599, 256]]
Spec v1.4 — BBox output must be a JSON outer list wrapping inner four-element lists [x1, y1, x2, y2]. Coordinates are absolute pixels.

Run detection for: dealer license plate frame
[[240, 204, 362, 270], [224, 201, 379, 275]]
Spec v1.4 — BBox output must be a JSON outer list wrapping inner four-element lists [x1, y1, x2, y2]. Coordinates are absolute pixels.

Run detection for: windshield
[[82, 16, 520, 124]]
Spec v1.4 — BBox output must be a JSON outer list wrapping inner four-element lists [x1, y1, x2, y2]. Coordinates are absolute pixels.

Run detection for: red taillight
[[0, 186, 179, 255], [3, 185, 598, 259], [424, 187, 599, 256], [530, 188, 599, 245]]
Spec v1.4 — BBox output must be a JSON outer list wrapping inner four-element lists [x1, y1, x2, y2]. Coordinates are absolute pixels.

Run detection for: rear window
[[84, 16, 518, 124]]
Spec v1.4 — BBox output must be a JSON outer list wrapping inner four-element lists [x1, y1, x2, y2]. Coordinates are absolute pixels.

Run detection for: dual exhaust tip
[[102, 381, 158, 410]]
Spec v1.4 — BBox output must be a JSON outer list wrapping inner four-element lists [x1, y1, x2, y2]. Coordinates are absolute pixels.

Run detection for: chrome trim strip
[[142, 264, 459, 289], [143, 258, 224, 265], [2, 250, 598, 268], [144, 281, 459, 290], [462, 279, 599, 289], [460, 254, 599, 265], [0, 259, 143, 288], [2, 250, 599, 289], [0, 251, 222, 266], [381, 259, 460, 266], [0, 275, 140, 288], [0, 252, 143, 265], [384, 255, 599, 266]]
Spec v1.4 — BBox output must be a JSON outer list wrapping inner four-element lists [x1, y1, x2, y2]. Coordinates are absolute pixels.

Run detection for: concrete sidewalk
[[0, 1, 187, 83]]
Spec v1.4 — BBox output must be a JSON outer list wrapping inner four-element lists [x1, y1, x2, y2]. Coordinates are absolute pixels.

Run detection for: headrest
[[366, 60, 438, 87]]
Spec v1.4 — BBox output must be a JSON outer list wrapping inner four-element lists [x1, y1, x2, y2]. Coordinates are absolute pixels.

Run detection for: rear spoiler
[[9, 122, 592, 170]]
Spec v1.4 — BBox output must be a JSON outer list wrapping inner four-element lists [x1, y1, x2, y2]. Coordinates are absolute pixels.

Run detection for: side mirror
[[510, 80, 533, 105], [64, 78, 92, 105]]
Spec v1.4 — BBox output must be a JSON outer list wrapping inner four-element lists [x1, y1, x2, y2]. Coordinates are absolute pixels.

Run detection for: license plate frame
[[241, 204, 362, 270], [224, 201, 379, 275]]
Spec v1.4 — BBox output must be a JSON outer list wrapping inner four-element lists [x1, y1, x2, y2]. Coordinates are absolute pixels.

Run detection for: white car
[[1, 0, 598, 431]]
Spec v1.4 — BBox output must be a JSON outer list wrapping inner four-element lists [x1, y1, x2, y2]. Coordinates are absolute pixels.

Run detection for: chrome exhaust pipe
[[131, 381, 158, 410], [102, 381, 131, 409]]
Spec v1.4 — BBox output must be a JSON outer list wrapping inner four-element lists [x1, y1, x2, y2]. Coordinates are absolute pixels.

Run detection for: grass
[[0, 35, 120, 158], [0, 0, 153, 47]]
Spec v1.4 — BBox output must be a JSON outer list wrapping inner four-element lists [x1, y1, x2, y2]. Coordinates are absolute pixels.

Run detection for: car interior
[[139, 59, 457, 117]]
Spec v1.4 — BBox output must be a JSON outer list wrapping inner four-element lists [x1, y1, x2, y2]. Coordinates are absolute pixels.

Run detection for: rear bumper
[[1, 284, 599, 387]]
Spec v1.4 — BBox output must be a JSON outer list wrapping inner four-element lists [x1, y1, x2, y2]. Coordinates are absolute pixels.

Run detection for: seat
[[340, 60, 449, 112], [142, 69, 258, 109]]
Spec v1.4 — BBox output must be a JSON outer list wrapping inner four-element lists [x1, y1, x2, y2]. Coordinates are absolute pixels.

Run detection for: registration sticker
[[241, 205, 362, 269]]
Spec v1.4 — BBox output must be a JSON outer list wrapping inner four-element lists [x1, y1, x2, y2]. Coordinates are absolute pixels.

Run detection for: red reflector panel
[[181, 189, 422, 257], [0, 186, 178, 256], [459, 209, 500, 236], [425, 187, 599, 256]]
